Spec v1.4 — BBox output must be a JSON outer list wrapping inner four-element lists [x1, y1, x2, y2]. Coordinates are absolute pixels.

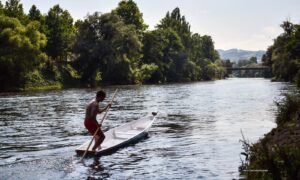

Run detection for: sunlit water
[[0, 78, 287, 179]]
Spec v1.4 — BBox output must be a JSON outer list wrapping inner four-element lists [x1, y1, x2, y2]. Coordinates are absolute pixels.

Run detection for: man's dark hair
[[96, 90, 106, 98]]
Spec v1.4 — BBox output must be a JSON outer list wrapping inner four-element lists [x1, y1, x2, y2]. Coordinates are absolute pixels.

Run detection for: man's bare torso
[[85, 99, 99, 120]]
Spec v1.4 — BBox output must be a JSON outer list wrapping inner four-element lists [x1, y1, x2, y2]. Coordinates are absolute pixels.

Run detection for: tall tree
[[3, 0, 27, 23], [155, 8, 205, 81], [0, 1, 4, 15], [0, 16, 47, 90], [190, 33, 203, 61], [249, 56, 257, 64], [114, 0, 148, 34], [73, 12, 142, 86], [201, 35, 219, 62], [160, 28, 185, 82], [142, 30, 166, 83], [263, 21, 300, 83], [280, 20, 295, 36], [28, 5, 41, 21], [142, 28, 190, 82], [262, 45, 274, 67], [189, 33, 205, 80], [28, 5, 46, 33], [157, 7, 191, 49], [45, 5, 74, 63], [142, 7, 223, 82]]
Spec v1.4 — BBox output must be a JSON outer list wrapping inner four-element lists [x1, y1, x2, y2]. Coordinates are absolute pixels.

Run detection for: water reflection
[[0, 78, 287, 179], [86, 157, 111, 179]]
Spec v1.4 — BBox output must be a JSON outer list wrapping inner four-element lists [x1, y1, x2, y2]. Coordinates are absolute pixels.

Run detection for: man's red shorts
[[84, 118, 102, 136]]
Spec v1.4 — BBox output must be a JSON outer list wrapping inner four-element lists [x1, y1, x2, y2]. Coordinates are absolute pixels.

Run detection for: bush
[[276, 91, 300, 125]]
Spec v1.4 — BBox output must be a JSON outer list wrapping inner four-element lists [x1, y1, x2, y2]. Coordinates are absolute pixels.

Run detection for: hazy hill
[[217, 49, 266, 62]]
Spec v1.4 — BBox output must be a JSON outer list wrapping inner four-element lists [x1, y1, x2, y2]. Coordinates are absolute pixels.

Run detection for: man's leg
[[98, 129, 105, 146], [92, 135, 100, 151], [92, 130, 105, 151]]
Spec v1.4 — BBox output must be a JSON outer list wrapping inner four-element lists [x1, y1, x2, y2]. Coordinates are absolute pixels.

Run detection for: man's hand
[[98, 103, 112, 114], [107, 103, 112, 108]]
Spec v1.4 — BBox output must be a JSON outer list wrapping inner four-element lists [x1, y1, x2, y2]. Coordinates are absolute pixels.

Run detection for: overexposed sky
[[19, 0, 300, 51]]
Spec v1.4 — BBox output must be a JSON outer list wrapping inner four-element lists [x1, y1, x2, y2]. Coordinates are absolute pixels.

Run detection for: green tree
[[191, 31, 221, 79], [73, 12, 142, 86], [142, 7, 223, 82], [189, 33, 206, 80], [249, 56, 257, 64], [0, 16, 47, 91], [28, 5, 46, 34], [201, 35, 219, 62], [142, 30, 167, 83], [156, 8, 197, 82], [3, 0, 27, 23], [265, 21, 300, 82], [162, 28, 186, 82], [134, 63, 158, 84], [114, 0, 148, 34], [262, 45, 274, 66], [142, 28, 192, 82], [190, 33, 203, 61], [0, 1, 4, 15], [157, 7, 191, 49], [45, 5, 74, 63], [28, 5, 41, 21], [280, 20, 295, 36]]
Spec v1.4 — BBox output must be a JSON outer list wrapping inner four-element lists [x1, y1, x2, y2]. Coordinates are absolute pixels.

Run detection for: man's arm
[[98, 103, 112, 114]]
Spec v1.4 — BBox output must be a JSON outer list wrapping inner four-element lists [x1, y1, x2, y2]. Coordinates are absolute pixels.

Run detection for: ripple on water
[[0, 79, 287, 179]]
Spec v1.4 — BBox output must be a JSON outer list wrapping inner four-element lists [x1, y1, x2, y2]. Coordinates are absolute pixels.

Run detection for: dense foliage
[[45, 5, 74, 63], [73, 12, 142, 86], [262, 21, 300, 85], [0, 15, 47, 90], [0, 0, 224, 91], [142, 8, 223, 83], [114, 0, 147, 35]]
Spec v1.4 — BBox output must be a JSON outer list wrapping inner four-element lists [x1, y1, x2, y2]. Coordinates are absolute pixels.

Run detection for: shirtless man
[[84, 90, 111, 151]]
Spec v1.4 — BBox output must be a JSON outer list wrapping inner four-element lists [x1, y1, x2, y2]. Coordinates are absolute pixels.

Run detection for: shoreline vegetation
[[0, 0, 226, 92], [240, 21, 300, 179]]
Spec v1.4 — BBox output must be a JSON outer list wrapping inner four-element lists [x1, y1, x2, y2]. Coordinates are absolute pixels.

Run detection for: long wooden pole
[[80, 89, 118, 162]]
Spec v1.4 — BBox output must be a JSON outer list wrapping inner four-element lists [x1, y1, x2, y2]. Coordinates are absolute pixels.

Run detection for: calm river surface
[[0, 78, 287, 179]]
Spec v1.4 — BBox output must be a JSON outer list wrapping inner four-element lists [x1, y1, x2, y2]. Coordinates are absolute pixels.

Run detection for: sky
[[19, 0, 300, 51]]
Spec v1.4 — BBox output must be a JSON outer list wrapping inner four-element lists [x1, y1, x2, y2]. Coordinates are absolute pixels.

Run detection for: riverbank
[[24, 82, 63, 91], [2, 76, 226, 93], [0, 83, 63, 93], [240, 91, 300, 179]]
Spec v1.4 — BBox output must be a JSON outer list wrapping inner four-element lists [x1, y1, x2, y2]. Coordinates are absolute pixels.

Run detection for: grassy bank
[[20, 69, 63, 92], [240, 91, 300, 179], [24, 82, 63, 91]]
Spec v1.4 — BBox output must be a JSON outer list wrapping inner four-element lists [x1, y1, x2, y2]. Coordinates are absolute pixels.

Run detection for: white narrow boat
[[76, 112, 157, 156]]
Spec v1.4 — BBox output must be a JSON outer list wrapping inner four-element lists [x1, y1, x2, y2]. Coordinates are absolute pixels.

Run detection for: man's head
[[96, 90, 106, 102]]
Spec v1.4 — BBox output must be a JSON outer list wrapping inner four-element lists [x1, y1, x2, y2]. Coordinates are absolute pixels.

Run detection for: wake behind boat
[[76, 112, 157, 156]]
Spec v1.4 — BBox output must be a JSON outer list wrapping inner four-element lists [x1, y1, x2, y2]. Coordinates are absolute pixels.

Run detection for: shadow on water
[[86, 157, 111, 180], [157, 114, 196, 133]]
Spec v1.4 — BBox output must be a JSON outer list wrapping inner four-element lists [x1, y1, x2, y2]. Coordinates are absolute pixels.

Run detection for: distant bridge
[[226, 66, 270, 71], [225, 66, 272, 78]]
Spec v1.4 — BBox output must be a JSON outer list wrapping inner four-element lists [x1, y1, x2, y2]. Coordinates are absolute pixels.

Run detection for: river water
[[0, 78, 287, 179]]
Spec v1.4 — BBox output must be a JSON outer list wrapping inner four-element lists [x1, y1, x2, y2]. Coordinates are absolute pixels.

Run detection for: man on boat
[[84, 90, 111, 151]]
